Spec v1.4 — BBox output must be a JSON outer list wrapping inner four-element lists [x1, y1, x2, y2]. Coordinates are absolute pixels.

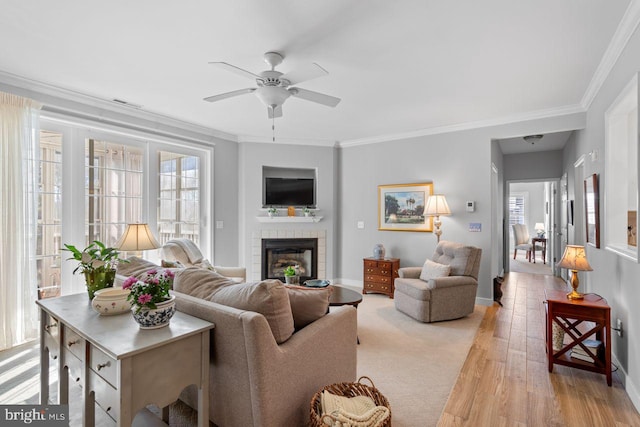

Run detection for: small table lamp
[[115, 223, 161, 257], [556, 245, 593, 300], [425, 194, 451, 242], [534, 222, 545, 237]]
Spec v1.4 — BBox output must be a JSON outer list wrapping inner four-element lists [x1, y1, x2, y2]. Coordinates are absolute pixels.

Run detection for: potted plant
[[63, 240, 123, 299], [268, 207, 278, 217], [283, 265, 299, 285], [123, 269, 176, 329], [302, 207, 314, 217]]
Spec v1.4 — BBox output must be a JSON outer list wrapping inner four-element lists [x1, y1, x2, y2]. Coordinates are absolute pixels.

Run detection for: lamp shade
[[534, 222, 545, 231], [556, 245, 593, 271], [425, 194, 451, 216], [115, 223, 160, 251]]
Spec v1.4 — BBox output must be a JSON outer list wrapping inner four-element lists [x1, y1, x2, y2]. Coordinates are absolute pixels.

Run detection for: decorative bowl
[[131, 295, 176, 329], [303, 279, 331, 288], [91, 287, 131, 315]]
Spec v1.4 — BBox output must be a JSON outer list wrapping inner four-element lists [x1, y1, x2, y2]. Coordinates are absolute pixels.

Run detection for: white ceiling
[[0, 1, 633, 147]]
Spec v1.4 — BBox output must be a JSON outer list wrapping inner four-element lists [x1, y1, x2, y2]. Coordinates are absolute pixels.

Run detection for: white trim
[[339, 104, 585, 147], [574, 154, 586, 168], [612, 350, 640, 412], [581, 1, 640, 109], [238, 134, 338, 147], [475, 297, 494, 307]]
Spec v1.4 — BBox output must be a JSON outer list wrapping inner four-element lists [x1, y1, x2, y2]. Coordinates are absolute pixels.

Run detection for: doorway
[[507, 180, 557, 275]]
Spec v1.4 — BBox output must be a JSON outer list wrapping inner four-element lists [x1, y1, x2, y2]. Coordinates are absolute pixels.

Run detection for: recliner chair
[[394, 240, 481, 323]]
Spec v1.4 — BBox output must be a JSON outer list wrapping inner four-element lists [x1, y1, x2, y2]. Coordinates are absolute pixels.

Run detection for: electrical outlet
[[616, 319, 623, 337]]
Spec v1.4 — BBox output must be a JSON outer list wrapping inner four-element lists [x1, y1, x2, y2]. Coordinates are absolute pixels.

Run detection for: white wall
[[560, 20, 640, 408]]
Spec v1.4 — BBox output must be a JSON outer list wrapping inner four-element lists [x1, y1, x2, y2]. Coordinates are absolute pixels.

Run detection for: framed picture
[[584, 174, 600, 248], [378, 183, 433, 231], [567, 200, 574, 225]]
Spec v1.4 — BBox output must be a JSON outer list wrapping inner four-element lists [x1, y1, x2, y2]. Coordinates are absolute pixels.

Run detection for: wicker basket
[[309, 376, 391, 427]]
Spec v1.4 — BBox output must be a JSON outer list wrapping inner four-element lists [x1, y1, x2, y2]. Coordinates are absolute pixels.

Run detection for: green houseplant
[[282, 265, 299, 284], [63, 240, 123, 299]]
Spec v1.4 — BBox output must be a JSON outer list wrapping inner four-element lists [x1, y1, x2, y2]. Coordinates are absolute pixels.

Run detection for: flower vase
[[131, 295, 176, 329], [84, 269, 116, 300], [285, 276, 299, 285]]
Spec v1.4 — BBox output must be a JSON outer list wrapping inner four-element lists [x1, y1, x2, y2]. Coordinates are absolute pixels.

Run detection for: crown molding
[[339, 104, 586, 148], [237, 134, 339, 147], [0, 70, 237, 144], [581, 0, 640, 109]]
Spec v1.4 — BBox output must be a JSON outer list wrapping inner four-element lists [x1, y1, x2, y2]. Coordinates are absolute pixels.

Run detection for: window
[[85, 139, 144, 247], [509, 193, 526, 226], [158, 151, 200, 245], [35, 130, 63, 299]]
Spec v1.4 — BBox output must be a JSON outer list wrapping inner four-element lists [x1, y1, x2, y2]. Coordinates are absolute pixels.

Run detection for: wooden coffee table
[[329, 286, 362, 343], [329, 285, 363, 308]]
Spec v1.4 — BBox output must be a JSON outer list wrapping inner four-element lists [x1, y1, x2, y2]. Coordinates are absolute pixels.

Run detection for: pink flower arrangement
[[124, 269, 174, 313]]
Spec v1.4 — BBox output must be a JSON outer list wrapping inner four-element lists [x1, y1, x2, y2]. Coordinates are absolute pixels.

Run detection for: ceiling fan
[[203, 51, 341, 119]]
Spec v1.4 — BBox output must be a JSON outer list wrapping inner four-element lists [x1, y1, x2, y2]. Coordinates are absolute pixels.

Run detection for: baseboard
[[612, 351, 640, 412], [475, 297, 494, 307], [333, 279, 362, 292]]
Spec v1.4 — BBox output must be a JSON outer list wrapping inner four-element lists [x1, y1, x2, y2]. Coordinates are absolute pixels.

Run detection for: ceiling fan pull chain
[[272, 111, 276, 142]]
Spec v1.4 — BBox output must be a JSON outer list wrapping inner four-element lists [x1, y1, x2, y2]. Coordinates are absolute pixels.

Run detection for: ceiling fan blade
[[209, 62, 261, 80], [281, 63, 328, 85], [203, 88, 256, 103], [289, 87, 341, 107], [268, 105, 283, 119]]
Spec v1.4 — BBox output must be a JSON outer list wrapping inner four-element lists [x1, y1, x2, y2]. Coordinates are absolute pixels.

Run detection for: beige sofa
[[174, 290, 357, 427], [394, 240, 481, 322]]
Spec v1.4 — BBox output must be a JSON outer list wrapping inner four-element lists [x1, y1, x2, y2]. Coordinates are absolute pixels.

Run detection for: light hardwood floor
[[439, 271, 640, 427]]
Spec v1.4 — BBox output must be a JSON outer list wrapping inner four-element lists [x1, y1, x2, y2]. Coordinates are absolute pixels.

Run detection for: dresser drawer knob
[[106, 407, 111, 413], [67, 339, 79, 347], [51, 354, 57, 360], [96, 362, 110, 371], [44, 323, 58, 331]]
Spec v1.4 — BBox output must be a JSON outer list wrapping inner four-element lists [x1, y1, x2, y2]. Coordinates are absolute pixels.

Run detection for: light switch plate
[[216, 221, 224, 229], [357, 221, 365, 229]]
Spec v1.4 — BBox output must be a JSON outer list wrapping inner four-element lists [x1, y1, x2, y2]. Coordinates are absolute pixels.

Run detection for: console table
[[544, 289, 611, 386], [37, 293, 214, 427]]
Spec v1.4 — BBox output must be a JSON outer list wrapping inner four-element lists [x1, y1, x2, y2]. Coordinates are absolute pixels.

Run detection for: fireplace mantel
[[256, 216, 323, 223]]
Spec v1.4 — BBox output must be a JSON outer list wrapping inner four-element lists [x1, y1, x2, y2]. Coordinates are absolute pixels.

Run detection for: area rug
[[509, 251, 553, 275], [355, 293, 486, 427]]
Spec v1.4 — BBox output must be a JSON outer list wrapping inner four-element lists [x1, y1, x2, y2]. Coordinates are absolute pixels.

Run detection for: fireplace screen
[[262, 238, 318, 281]]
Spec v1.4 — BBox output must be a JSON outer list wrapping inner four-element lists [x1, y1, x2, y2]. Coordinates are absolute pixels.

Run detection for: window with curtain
[[157, 151, 200, 245]]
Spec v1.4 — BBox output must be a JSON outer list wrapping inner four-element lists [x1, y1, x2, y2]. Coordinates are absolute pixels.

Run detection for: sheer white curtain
[[0, 92, 41, 350]]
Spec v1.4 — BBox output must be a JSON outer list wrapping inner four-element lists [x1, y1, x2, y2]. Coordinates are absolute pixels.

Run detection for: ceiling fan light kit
[[523, 134, 543, 145], [204, 51, 341, 119]]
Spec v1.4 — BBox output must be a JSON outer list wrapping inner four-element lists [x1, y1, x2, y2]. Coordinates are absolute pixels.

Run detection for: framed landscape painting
[[378, 183, 433, 231]]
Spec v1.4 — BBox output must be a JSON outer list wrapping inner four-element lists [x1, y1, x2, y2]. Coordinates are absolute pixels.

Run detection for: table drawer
[[364, 274, 392, 285], [90, 346, 117, 387], [64, 328, 85, 361], [88, 370, 119, 422], [364, 259, 379, 268], [364, 282, 392, 294], [42, 313, 60, 360], [63, 348, 83, 386], [364, 266, 393, 276]]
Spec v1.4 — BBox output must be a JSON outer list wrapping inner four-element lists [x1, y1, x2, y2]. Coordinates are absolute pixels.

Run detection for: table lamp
[[425, 194, 451, 242], [534, 222, 545, 237], [556, 245, 592, 300], [115, 223, 160, 257]]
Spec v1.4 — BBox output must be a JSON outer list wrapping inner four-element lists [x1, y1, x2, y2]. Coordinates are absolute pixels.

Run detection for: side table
[[544, 289, 611, 386], [37, 293, 215, 427], [532, 237, 547, 263]]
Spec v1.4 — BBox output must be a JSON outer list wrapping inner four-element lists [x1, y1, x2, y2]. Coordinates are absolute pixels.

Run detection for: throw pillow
[[419, 259, 451, 282], [173, 267, 237, 300], [210, 280, 295, 344], [285, 285, 333, 330]]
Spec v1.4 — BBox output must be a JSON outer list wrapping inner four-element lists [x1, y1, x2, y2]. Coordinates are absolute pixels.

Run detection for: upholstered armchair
[[160, 238, 246, 282], [394, 240, 482, 323]]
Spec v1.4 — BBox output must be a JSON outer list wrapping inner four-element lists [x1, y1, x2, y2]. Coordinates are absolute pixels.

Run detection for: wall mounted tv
[[263, 177, 315, 207]]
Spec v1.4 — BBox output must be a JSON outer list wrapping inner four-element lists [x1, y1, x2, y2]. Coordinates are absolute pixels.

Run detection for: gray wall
[[504, 150, 563, 181], [559, 20, 640, 407]]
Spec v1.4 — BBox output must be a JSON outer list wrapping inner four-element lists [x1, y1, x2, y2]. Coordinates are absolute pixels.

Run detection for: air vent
[[112, 98, 143, 109]]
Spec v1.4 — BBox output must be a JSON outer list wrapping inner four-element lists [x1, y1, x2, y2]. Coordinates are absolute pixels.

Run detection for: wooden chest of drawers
[[363, 257, 400, 298]]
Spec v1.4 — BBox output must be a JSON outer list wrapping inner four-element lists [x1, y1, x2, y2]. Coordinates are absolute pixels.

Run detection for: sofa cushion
[[211, 280, 295, 344], [116, 257, 160, 279], [419, 259, 451, 282], [285, 285, 332, 330], [173, 267, 237, 299]]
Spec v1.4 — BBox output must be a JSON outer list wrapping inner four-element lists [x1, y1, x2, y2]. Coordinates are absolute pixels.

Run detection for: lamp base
[[566, 270, 584, 300]]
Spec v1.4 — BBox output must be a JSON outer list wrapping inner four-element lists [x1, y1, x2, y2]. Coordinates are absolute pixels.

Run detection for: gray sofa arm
[[398, 266, 422, 279], [428, 275, 478, 290]]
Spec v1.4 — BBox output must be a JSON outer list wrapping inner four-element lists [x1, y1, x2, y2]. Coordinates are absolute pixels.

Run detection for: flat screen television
[[264, 177, 315, 207]]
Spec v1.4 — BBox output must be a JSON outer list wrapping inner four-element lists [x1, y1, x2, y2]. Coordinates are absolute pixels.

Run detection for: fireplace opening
[[262, 238, 318, 282]]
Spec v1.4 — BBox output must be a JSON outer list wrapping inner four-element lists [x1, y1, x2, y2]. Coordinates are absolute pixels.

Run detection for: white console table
[[37, 293, 214, 427]]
